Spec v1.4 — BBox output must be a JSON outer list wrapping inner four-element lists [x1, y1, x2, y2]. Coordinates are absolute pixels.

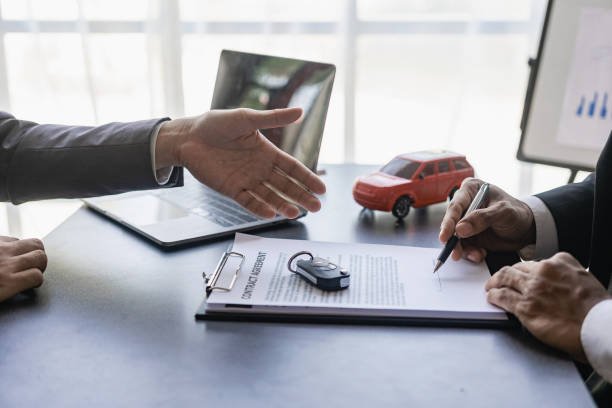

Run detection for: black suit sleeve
[[0, 111, 183, 204], [535, 174, 594, 266]]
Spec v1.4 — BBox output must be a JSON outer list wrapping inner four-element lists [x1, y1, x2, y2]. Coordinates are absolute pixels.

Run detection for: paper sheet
[[206, 233, 506, 320]]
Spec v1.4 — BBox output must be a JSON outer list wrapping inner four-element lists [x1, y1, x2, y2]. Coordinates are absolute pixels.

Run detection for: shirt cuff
[[519, 195, 559, 260], [150, 122, 174, 185], [581, 299, 612, 383]]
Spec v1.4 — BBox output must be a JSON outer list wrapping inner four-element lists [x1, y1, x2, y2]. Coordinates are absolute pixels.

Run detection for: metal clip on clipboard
[[204, 251, 245, 295]]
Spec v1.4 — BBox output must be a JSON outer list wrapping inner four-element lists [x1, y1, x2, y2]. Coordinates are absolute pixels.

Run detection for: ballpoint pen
[[433, 183, 490, 273]]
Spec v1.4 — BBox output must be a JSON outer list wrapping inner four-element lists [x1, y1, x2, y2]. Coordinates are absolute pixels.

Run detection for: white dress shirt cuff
[[581, 299, 612, 383], [518, 195, 559, 260], [150, 122, 174, 185]]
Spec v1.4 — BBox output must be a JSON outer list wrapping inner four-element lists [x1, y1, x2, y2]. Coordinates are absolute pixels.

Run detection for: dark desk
[[0, 165, 593, 407]]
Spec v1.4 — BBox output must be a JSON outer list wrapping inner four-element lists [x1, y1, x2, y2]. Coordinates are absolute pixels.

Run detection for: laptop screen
[[211, 50, 336, 172], [83, 50, 336, 246]]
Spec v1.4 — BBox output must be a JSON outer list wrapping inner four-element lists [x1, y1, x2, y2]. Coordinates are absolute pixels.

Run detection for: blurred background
[[1, 0, 576, 238]]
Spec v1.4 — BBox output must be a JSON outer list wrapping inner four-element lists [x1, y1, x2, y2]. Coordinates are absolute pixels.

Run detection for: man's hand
[[0, 236, 47, 302], [486, 252, 611, 361], [155, 108, 326, 219], [439, 178, 536, 263]]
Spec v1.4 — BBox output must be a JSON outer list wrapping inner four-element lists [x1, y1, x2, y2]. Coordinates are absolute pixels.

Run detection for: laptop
[[83, 50, 335, 247]]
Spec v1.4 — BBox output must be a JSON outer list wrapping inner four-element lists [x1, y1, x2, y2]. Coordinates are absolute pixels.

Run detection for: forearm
[[0, 112, 182, 204]]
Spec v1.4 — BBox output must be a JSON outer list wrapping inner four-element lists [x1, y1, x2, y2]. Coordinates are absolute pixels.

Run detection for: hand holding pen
[[434, 183, 489, 272], [436, 179, 537, 271]]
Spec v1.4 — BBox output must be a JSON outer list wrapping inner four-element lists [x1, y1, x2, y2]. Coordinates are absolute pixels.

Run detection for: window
[[0, 0, 547, 172], [0, 0, 553, 238], [380, 158, 420, 179], [421, 163, 435, 177], [453, 159, 468, 170], [438, 161, 450, 173]]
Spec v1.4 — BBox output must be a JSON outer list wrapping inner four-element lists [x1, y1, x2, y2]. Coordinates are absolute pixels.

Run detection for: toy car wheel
[[448, 187, 459, 201], [392, 196, 411, 219]]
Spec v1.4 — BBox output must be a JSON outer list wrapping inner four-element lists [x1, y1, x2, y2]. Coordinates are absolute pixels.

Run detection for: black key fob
[[288, 252, 350, 291]]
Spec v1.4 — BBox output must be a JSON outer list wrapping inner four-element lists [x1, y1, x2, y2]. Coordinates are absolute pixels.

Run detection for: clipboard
[[203, 250, 245, 295], [195, 239, 519, 329]]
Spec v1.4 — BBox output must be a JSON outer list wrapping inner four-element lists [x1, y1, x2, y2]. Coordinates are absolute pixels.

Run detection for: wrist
[[155, 118, 192, 169]]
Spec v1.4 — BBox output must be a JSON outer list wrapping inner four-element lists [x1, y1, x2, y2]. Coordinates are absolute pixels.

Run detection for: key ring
[[287, 251, 314, 273]]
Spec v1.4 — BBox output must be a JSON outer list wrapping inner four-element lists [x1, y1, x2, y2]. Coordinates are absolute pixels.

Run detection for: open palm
[[172, 108, 326, 219]]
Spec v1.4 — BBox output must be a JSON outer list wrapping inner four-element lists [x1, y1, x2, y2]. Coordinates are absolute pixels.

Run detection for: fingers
[[10, 238, 44, 256], [233, 190, 277, 219], [486, 287, 521, 314], [485, 265, 529, 292], [236, 173, 319, 219], [0, 238, 46, 301], [440, 178, 487, 263], [11, 268, 44, 292], [232, 167, 323, 219], [269, 168, 321, 212], [274, 154, 326, 195], [450, 242, 486, 263], [245, 108, 303, 130], [450, 241, 464, 261], [485, 264, 535, 315], [455, 205, 500, 238], [12, 249, 48, 272], [251, 182, 301, 219], [461, 244, 487, 263], [439, 178, 483, 242], [0, 238, 47, 272]]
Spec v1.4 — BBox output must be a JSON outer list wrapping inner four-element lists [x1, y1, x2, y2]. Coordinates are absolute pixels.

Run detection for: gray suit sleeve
[[0, 111, 183, 204]]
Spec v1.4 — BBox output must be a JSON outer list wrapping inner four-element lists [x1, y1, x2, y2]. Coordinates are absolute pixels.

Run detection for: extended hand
[[0, 236, 47, 302], [486, 252, 611, 361], [156, 108, 326, 219], [439, 178, 536, 263]]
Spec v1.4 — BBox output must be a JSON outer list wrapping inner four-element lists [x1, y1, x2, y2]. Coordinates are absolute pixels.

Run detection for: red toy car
[[352, 151, 474, 218]]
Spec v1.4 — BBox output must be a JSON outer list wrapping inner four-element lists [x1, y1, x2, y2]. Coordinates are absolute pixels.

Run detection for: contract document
[[198, 233, 508, 324]]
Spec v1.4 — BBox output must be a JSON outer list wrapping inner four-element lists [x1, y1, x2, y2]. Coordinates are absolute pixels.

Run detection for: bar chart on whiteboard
[[557, 7, 612, 150]]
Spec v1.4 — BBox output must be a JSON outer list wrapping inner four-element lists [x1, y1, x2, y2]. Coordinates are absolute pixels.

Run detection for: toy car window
[[453, 159, 468, 170], [381, 158, 420, 179], [422, 163, 435, 177], [438, 161, 450, 173]]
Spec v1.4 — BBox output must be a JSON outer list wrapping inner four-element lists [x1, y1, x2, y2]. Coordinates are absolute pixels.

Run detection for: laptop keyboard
[[158, 183, 260, 227]]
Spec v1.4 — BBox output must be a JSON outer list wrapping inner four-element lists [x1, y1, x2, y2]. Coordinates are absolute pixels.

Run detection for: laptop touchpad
[[98, 195, 190, 226]]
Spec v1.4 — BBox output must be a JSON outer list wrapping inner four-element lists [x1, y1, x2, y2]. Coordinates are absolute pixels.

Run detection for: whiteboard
[[518, 0, 612, 171]]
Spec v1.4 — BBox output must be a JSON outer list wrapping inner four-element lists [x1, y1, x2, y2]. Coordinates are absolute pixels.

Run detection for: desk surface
[[0, 164, 593, 407]]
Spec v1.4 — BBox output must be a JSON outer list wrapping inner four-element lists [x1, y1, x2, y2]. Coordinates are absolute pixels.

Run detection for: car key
[[287, 251, 350, 291]]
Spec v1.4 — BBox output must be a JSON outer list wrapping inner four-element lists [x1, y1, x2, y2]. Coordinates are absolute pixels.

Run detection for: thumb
[[455, 205, 499, 238], [245, 107, 303, 130]]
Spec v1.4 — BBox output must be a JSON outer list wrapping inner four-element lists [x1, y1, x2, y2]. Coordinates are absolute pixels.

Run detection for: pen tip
[[433, 260, 443, 273]]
